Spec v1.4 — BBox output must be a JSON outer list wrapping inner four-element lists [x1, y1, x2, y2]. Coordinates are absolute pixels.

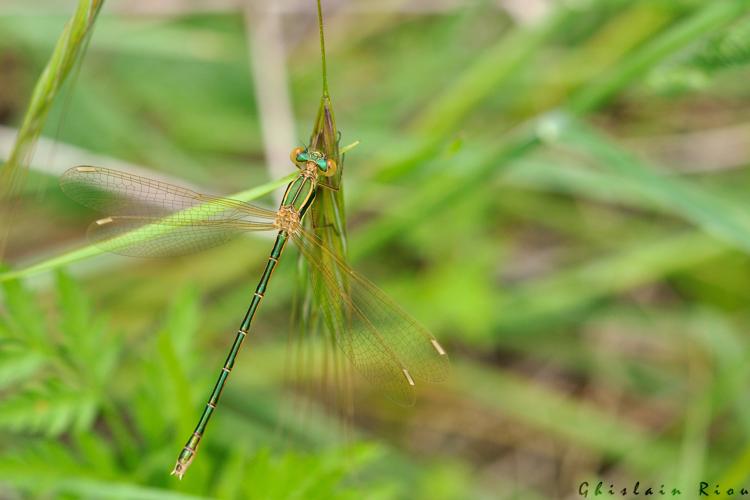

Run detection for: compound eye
[[323, 159, 337, 177], [290, 147, 305, 166]]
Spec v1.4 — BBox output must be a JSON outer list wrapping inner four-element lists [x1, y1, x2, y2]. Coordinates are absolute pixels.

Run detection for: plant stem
[[316, 0, 329, 96]]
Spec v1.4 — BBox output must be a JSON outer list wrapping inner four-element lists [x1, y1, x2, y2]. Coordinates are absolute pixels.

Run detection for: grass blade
[[0, 0, 104, 259], [556, 115, 750, 253]]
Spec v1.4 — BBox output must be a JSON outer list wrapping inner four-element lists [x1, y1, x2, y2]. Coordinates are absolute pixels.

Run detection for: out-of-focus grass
[[3, 0, 750, 498], [0, 0, 102, 258]]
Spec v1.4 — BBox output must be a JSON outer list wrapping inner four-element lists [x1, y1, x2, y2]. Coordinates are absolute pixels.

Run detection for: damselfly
[[60, 148, 449, 478]]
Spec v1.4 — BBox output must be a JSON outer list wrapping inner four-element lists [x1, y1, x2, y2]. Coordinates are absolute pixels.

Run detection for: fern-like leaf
[[0, 382, 93, 436], [691, 15, 750, 70], [650, 15, 750, 91]]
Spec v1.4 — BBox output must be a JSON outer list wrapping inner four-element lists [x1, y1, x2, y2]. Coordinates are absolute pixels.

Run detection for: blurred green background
[[3, 0, 750, 498]]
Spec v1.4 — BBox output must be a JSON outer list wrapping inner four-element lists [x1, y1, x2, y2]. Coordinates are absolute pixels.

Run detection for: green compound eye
[[290, 147, 305, 164], [321, 158, 337, 177]]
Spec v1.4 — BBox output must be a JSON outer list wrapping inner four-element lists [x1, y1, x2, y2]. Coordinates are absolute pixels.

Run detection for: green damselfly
[[59, 147, 450, 478]]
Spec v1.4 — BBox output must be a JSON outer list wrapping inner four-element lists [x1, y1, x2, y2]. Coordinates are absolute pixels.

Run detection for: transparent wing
[[292, 228, 449, 405], [86, 216, 274, 258], [61, 166, 278, 219], [61, 166, 278, 257]]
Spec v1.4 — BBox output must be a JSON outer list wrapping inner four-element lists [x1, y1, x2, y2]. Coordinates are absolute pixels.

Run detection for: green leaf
[[155, 289, 199, 438], [56, 269, 93, 355], [161, 286, 200, 364], [240, 445, 382, 500], [0, 347, 44, 391], [0, 382, 91, 436], [1, 277, 47, 342]]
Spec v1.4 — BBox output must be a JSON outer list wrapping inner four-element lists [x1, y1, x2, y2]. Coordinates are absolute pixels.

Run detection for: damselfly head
[[290, 147, 336, 177]]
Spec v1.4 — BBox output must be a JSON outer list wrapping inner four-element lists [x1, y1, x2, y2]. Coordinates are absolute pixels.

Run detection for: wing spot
[[402, 368, 415, 386], [430, 339, 446, 356], [96, 217, 114, 226], [75, 166, 97, 172]]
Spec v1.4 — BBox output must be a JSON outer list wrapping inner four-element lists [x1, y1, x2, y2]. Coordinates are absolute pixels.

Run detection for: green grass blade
[[409, 7, 572, 138], [495, 231, 726, 334], [375, 3, 577, 182], [557, 115, 750, 253], [0, 0, 104, 259], [353, 1, 749, 261], [567, 0, 750, 114], [458, 361, 681, 473]]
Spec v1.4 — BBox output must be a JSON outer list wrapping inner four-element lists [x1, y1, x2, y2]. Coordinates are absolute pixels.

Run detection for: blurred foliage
[[0, 0, 102, 258], [650, 14, 750, 92], [0, 273, 413, 499], [3, 0, 750, 498]]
